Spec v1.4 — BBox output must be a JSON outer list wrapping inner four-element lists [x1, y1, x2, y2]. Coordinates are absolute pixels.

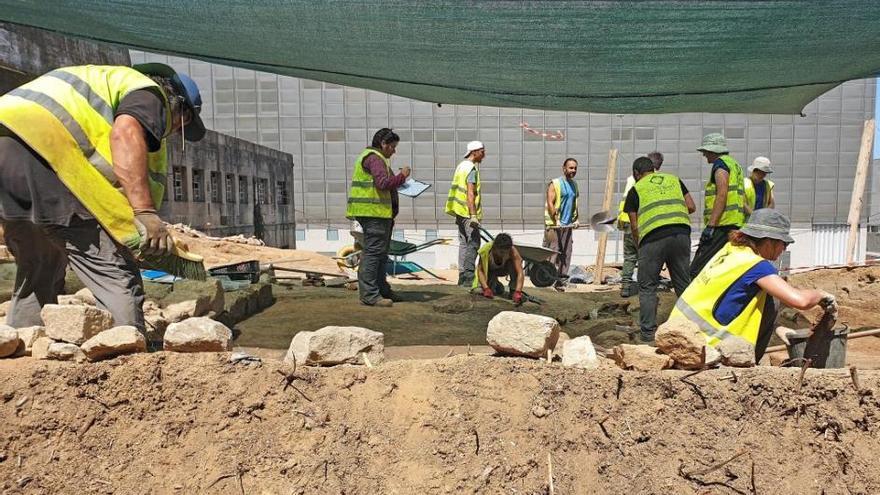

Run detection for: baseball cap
[[696, 133, 729, 154], [464, 140, 485, 157], [739, 209, 794, 244], [749, 156, 773, 174], [134, 63, 206, 142]]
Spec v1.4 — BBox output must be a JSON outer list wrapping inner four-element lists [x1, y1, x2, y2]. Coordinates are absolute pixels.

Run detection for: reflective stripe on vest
[[669, 242, 767, 347], [0, 65, 171, 249], [544, 177, 579, 226], [744, 177, 774, 211], [703, 154, 746, 227], [445, 160, 482, 219], [634, 172, 690, 239], [345, 148, 393, 219]]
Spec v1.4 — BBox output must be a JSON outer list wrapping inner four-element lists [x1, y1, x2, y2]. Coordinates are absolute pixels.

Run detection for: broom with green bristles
[[128, 217, 207, 281]]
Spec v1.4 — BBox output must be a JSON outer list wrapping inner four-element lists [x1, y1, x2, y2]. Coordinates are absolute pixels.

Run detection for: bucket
[[786, 326, 849, 368]]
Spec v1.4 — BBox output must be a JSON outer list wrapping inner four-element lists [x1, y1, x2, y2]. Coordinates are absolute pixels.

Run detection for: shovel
[[589, 210, 618, 233]]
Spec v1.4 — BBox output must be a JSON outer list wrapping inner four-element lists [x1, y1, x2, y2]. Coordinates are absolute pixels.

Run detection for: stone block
[[164, 317, 233, 353], [41, 304, 113, 345], [656, 318, 720, 370], [612, 344, 673, 371], [486, 311, 560, 358], [561, 336, 600, 369], [0, 325, 21, 358], [81, 326, 147, 361], [285, 326, 384, 366]]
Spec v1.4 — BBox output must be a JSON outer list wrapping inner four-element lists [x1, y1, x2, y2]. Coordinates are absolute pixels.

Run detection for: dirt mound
[[789, 265, 880, 330], [2, 353, 879, 494]]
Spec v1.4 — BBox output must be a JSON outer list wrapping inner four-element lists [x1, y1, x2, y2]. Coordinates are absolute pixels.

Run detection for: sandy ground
[[2, 352, 880, 494]]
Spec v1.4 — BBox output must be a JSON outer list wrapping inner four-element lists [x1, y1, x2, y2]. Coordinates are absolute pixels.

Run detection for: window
[[256, 178, 270, 205], [276, 181, 289, 205], [210, 171, 221, 203], [326, 228, 338, 241], [613, 128, 633, 141], [635, 127, 655, 140], [392, 230, 405, 241], [425, 229, 438, 241], [172, 166, 187, 202], [225, 173, 236, 203], [238, 176, 249, 204], [191, 169, 205, 202], [295, 229, 306, 241]]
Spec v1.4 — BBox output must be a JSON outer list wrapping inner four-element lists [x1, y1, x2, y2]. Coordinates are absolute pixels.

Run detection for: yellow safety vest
[[544, 177, 579, 226], [744, 177, 775, 211], [346, 148, 393, 219], [704, 154, 746, 227], [617, 175, 636, 227], [445, 160, 482, 220], [633, 172, 690, 239], [0, 65, 171, 249], [669, 242, 768, 347], [472, 240, 514, 290]]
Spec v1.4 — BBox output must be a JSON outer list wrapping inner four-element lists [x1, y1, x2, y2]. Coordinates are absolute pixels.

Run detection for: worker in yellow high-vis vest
[[543, 158, 579, 291], [617, 151, 665, 297], [690, 133, 747, 279], [670, 209, 835, 363], [445, 141, 485, 287], [346, 128, 411, 307], [744, 156, 775, 217], [623, 156, 696, 344], [0, 63, 205, 331]]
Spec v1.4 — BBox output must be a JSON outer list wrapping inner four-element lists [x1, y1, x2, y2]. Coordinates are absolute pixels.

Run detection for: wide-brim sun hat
[[739, 208, 794, 244], [134, 62, 206, 142], [749, 156, 773, 174], [696, 133, 729, 154]]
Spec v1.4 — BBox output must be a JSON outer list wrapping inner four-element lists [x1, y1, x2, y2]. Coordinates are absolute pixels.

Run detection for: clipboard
[[398, 178, 431, 198]]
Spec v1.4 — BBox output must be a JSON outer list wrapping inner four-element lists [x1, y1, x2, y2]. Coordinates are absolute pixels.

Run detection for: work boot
[[363, 298, 393, 308], [636, 331, 656, 346], [383, 291, 404, 303], [620, 284, 635, 298]]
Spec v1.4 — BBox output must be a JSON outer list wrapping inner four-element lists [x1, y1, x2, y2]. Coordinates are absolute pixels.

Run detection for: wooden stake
[[595, 148, 619, 284], [845, 119, 875, 265], [547, 453, 555, 495]]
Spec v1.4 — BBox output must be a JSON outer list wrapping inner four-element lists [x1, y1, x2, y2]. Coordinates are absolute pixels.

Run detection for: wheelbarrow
[[337, 232, 451, 280], [477, 227, 560, 288]]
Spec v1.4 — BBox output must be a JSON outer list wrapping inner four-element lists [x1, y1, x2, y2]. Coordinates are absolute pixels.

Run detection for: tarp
[[2, 1, 880, 114]]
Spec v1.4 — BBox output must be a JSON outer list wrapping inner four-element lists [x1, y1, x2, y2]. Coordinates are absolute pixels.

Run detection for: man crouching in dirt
[[472, 233, 525, 305]]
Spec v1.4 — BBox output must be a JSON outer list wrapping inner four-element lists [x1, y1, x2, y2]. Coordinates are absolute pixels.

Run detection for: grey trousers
[[455, 215, 481, 287], [2, 217, 145, 330], [621, 230, 638, 288], [355, 217, 393, 305], [542, 227, 574, 280], [637, 233, 691, 338]]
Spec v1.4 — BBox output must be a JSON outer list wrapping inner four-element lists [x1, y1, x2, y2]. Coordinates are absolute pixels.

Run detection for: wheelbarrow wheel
[[528, 261, 558, 288]]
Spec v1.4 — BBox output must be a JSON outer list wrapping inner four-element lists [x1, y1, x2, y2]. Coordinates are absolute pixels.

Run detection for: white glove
[[571, 220, 580, 229], [818, 292, 838, 315], [468, 216, 481, 229]]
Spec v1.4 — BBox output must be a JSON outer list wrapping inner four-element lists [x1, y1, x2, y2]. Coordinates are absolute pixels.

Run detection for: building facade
[[131, 50, 876, 269]]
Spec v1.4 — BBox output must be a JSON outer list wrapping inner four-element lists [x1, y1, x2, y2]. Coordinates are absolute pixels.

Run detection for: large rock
[[31, 337, 52, 360], [163, 299, 210, 323], [285, 326, 384, 366], [486, 311, 560, 358], [612, 344, 673, 371], [552, 332, 571, 360], [717, 338, 756, 367], [0, 300, 11, 318], [47, 341, 86, 362], [15, 326, 46, 356], [561, 336, 600, 369], [74, 288, 97, 306], [57, 294, 85, 306], [41, 304, 113, 345], [81, 326, 147, 361], [655, 318, 720, 370], [0, 325, 22, 358], [163, 317, 233, 352]]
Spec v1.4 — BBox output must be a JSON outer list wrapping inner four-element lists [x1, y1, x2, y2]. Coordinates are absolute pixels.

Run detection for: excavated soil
[[2, 353, 880, 494], [788, 265, 880, 330]]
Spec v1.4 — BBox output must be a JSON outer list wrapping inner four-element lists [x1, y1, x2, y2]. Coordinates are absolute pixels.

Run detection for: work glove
[[818, 291, 838, 315], [133, 208, 174, 256], [482, 287, 494, 299], [571, 221, 580, 229], [512, 290, 524, 306], [699, 226, 715, 246], [468, 216, 481, 229]]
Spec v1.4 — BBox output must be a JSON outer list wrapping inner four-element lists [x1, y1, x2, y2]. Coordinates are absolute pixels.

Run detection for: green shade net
[[2, 1, 880, 114]]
